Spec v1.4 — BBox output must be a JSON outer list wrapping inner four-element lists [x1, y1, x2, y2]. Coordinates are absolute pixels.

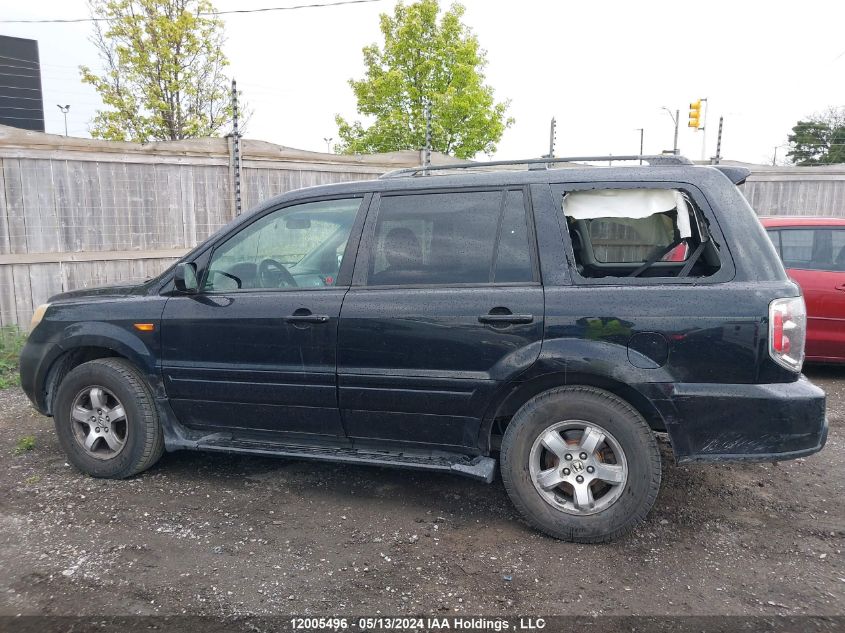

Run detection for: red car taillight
[[768, 297, 805, 371]]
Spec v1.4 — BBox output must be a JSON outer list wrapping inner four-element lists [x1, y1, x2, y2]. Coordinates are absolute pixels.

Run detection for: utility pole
[[700, 97, 709, 161], [56, 104, 70, 136], [548, 117, 557, 158], [712, 116, 724, 165], [772, 146, 778, 166], [230, 79, 242, 217], [423, 99, 432, 173], [636, 128, 644, 164], [673, 109, 679, 155]]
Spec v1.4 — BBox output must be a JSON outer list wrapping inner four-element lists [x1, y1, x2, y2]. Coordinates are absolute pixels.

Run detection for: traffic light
[[688, 100, 702, 129]]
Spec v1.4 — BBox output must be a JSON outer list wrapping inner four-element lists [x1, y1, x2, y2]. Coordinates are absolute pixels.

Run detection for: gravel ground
[[0, 369, 842, 618]]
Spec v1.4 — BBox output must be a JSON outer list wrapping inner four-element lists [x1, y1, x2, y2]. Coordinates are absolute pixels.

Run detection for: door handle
[[835, 283, 845, 292], [285, 313, 330, 324], [478, 313, 534, 324]]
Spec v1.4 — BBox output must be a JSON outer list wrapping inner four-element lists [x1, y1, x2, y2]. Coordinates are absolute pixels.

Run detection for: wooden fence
[[0, 126, 433, 329], [739, 164, 845, 217], [1, 126, 844, 331]]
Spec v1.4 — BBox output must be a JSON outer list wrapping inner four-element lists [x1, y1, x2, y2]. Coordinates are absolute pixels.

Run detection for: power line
[[0, 0, 386, 23]]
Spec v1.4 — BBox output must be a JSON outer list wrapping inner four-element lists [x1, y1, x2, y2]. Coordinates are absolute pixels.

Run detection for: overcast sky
[[3, 0, 845, 164]]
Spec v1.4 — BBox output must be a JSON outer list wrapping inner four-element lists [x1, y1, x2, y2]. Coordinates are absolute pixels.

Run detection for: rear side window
[[555, 187, 720, 280], [368, 190, 533, 286], [772, 228, 845, 271]]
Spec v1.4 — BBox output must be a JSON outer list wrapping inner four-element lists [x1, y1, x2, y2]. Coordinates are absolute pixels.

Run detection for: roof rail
[[380, 154, 694, 179]]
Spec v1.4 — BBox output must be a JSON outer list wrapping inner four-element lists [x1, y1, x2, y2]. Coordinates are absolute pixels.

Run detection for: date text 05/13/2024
[[289, 617, 547, 631]]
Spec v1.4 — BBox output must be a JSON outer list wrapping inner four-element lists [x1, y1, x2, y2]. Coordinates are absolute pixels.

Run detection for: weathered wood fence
[[0, 126, 432, 329], [740, 164, 845, 217], [1, 125, 844, 330]]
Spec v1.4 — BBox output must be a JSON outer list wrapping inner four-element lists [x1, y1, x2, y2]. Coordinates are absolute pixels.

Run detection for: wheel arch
[[481, 371, 667, 452], [42, 346, 132, 415], [40, 326, 158, 415]]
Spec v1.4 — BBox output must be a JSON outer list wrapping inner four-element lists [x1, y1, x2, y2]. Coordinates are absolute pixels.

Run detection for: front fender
[[23, 320, 162, 415], [57, 321, 159, 379]]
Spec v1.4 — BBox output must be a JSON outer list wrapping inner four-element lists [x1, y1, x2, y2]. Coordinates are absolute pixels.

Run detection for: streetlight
[[56, 104, 70, 136], [323, 137, 333, 153], [661, 106, 679, 155]]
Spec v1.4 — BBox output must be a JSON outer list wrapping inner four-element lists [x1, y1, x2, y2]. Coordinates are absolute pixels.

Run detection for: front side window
[[204, 198, 360, 291], [557, 187, 720, 280], [367, 190, 533, 286]]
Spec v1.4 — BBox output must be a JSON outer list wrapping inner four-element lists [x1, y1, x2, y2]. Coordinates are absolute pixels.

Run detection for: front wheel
[[53, 358, 164, 478], [500, 386, 661, 543]]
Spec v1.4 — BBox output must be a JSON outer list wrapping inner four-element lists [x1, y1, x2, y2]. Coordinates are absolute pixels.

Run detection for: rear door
[[768, 226, 845, 360], [336, 188, 544, 450]]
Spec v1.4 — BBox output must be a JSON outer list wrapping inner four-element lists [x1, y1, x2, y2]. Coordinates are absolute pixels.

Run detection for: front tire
[[53, 358, 164, 478], [500, 386, 661, 543]]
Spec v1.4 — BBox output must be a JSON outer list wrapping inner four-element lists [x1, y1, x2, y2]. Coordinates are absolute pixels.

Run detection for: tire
[[53, 358, 164, 478], [500, 386, 661, 543]]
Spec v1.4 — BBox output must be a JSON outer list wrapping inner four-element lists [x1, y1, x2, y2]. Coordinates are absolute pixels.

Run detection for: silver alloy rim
[[528, 420, 628, 516], [70, 386, 128, 460]]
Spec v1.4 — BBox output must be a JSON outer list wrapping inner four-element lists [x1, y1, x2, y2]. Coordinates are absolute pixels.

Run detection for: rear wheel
[[53, 358, 164, 478], [500, 386, 661, 542]]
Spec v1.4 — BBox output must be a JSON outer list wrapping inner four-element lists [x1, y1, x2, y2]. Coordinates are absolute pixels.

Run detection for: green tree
[[786, 107, 845, 165], [335, 0, 512, 158], [80, 0, 234, 142]]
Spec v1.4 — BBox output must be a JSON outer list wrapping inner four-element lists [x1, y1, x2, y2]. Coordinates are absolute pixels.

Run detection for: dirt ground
[[0, 369, 843, 619]]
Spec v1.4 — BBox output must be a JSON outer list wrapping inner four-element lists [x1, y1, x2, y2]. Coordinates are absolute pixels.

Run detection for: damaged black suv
[[20, 155, 827, 543]]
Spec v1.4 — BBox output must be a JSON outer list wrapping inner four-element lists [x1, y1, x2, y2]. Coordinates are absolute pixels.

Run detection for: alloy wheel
[[528, 420, 628, 515], [69, 386, 128, 460]]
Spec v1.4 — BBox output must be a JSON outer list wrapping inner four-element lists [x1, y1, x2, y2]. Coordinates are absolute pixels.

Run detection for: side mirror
[[174, 262, 198, 293]]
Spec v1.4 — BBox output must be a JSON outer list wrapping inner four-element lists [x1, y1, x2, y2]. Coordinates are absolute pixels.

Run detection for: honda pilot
[[20, 155, 827, 543]]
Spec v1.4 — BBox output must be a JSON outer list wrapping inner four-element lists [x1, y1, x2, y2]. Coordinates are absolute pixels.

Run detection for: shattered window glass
[[559, 188, 720, 280]]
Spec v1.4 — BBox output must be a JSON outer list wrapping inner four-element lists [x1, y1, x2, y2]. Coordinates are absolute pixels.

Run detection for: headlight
[[30, 303, 50, 331]]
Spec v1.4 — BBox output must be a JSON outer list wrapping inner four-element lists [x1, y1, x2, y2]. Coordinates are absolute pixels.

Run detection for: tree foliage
[[335, 0, 512, 158], [80, 0, 234, 142], [786, 107, 845, 166]]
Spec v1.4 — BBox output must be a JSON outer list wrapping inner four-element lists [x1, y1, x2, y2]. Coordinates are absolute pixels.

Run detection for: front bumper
[[645, 376, 827, 462]]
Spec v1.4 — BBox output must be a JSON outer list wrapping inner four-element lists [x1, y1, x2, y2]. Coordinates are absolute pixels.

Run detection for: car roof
[[266, 164, 735, 207], [759, 216, 845, 227]]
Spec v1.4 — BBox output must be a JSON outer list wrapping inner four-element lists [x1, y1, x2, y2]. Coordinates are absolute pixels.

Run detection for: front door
[[337, 188, 544, 450], [161, 196, 366, 440]]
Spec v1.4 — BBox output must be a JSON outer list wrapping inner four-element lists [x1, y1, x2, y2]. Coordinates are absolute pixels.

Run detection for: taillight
[[768, 296, 806, 372]]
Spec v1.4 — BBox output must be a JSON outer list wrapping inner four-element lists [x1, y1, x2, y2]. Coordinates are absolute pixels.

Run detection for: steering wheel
[[258, 258, 298, 288]]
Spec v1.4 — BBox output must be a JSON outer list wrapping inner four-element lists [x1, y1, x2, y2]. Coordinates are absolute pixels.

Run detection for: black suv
[[20, 156, 827, 543]]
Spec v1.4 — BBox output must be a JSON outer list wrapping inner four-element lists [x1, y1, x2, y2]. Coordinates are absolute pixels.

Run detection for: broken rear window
[[559, 187, 721, 280]]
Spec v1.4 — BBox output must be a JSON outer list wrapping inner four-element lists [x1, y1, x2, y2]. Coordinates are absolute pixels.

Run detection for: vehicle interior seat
[[370, 226, 425, 285]]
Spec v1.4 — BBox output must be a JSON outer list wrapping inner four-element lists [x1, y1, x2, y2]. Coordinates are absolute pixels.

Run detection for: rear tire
[[53, 358, 164, 478], [500, 386, 661, 543]]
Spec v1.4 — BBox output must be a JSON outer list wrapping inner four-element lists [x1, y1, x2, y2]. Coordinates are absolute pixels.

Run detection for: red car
[[761, 216, 845, 363]]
